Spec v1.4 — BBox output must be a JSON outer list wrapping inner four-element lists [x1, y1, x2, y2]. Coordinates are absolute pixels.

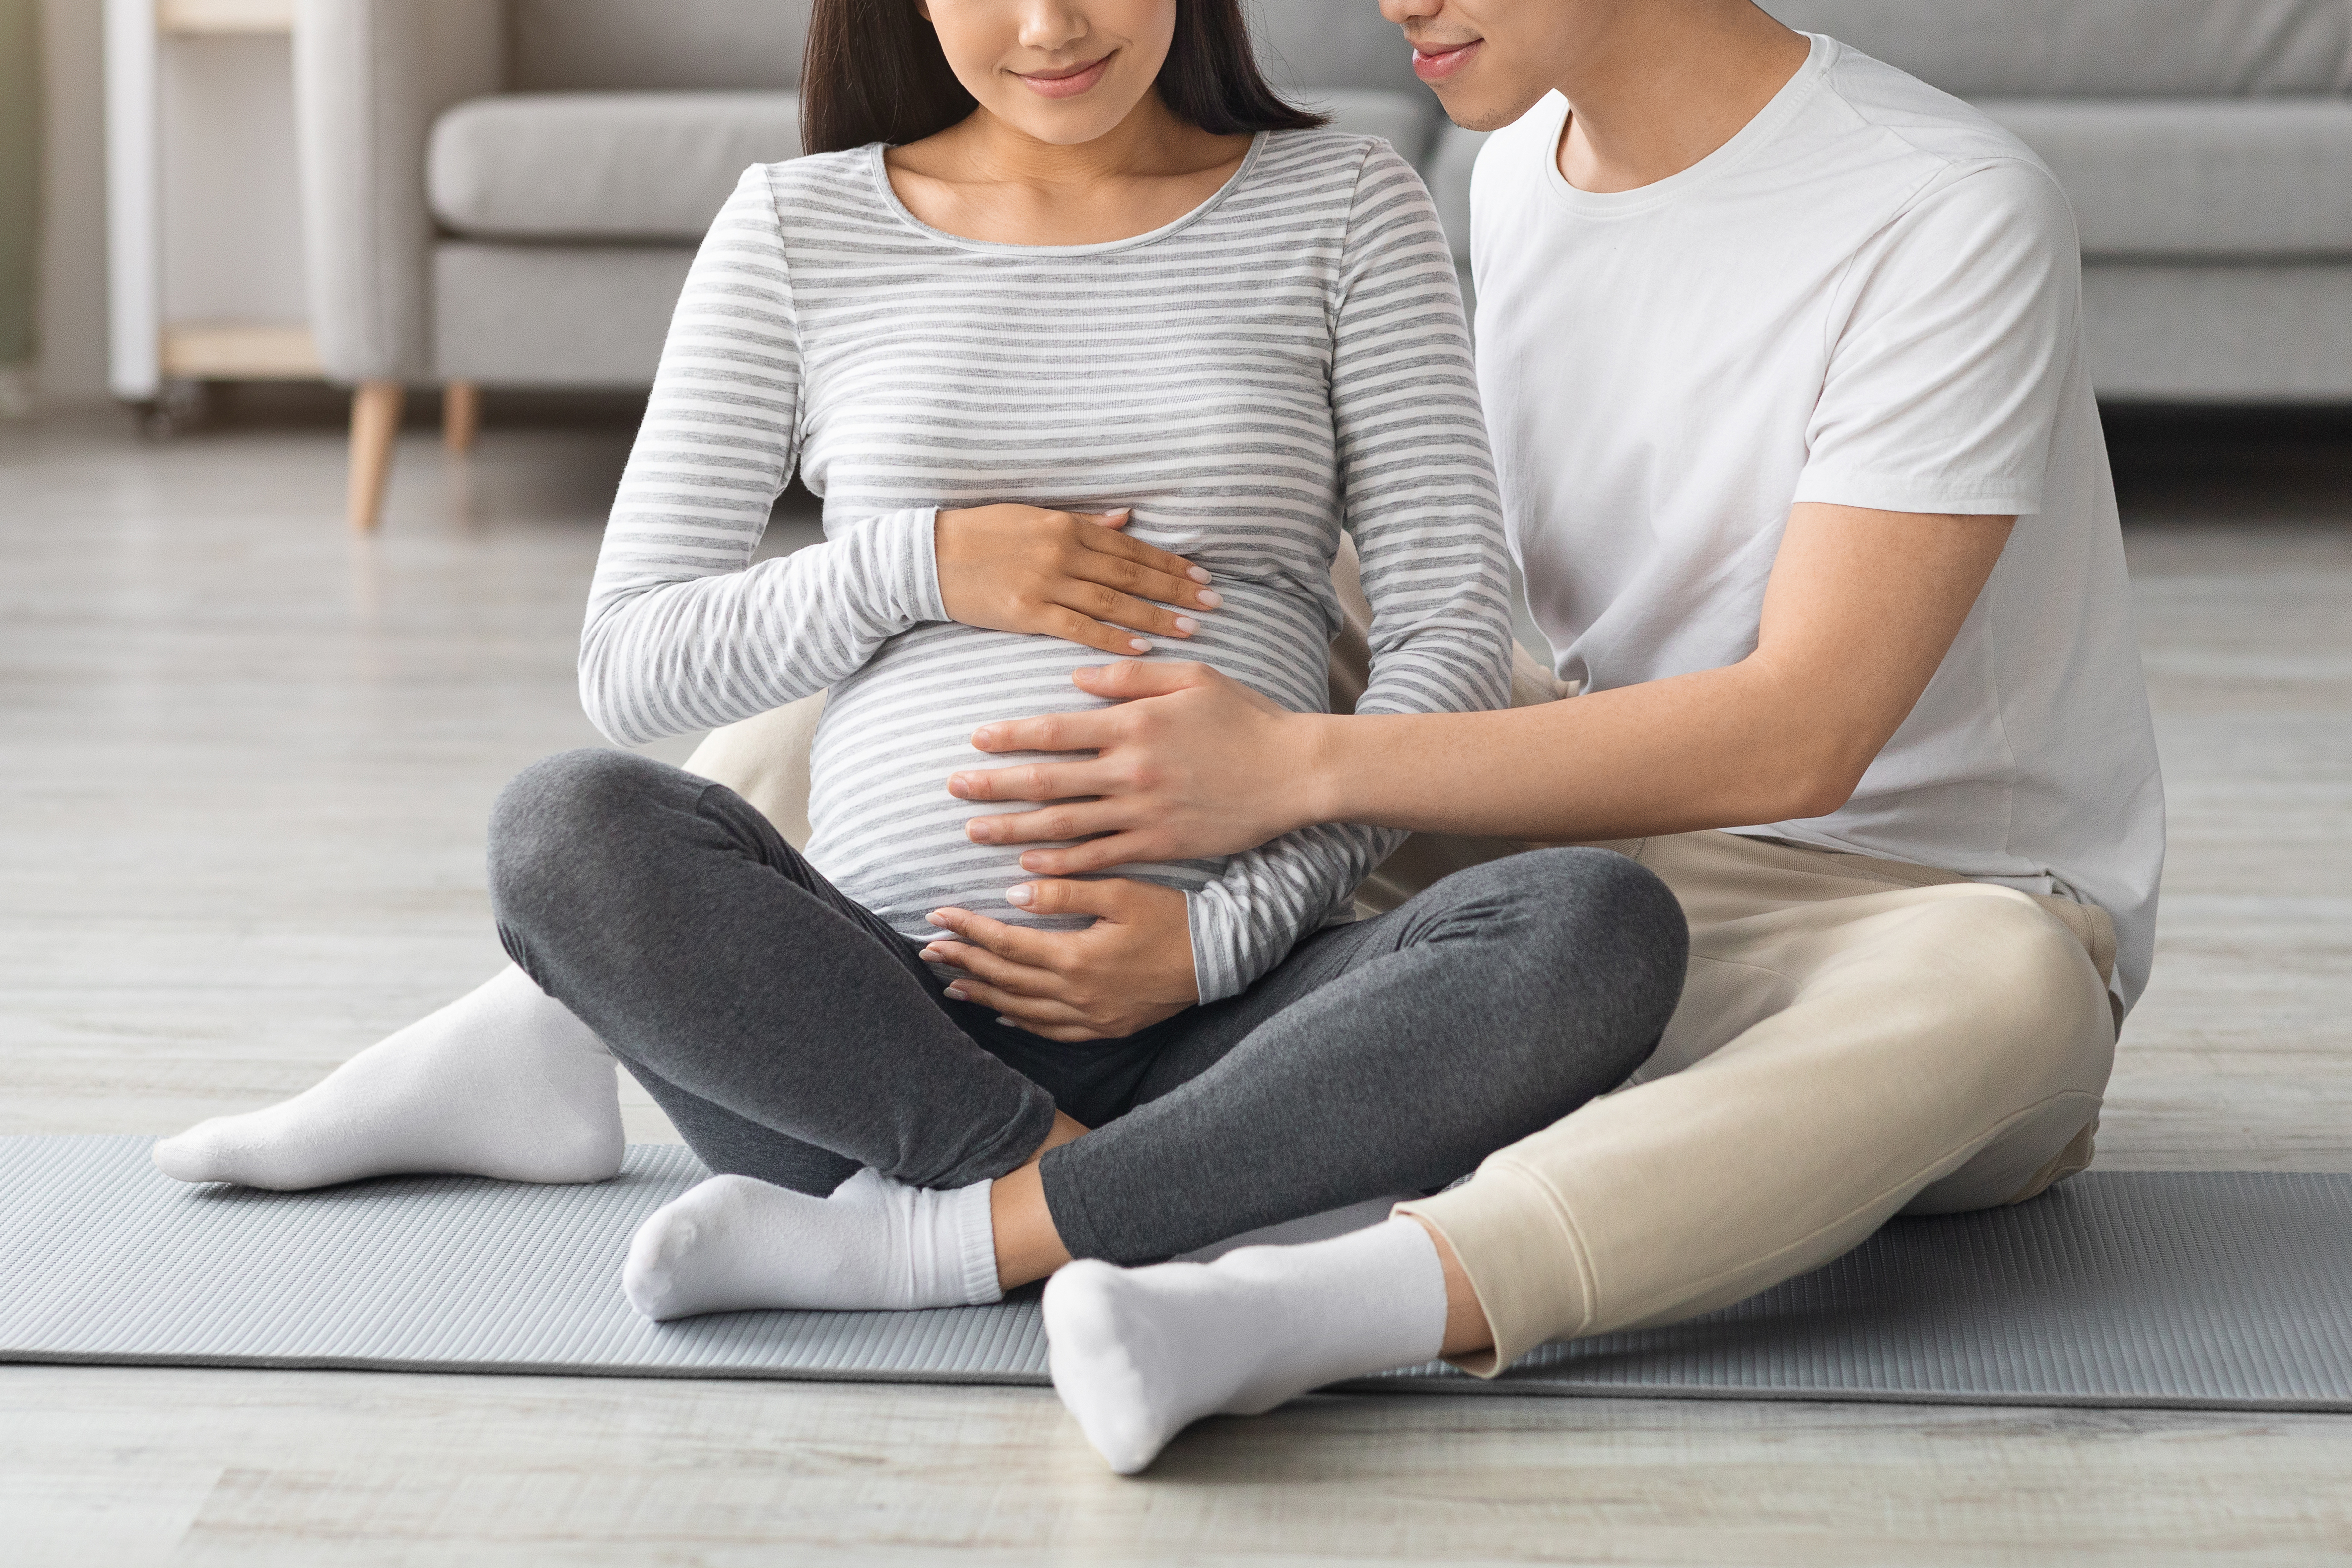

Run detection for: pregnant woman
[[155, 0, 1685, 1322]]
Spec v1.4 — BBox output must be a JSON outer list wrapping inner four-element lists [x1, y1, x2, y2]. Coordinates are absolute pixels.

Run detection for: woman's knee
[[487, 749, 680, 922], [1423, 848, 1691, 1056]]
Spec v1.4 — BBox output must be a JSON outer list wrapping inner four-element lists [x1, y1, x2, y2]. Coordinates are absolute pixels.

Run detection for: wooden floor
[[2, 408, 2348, 1564]]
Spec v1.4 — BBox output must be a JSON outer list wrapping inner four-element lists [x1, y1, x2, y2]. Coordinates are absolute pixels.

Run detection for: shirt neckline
[[867, 131, 1269, 255], [1540, 33, 1835, 219]]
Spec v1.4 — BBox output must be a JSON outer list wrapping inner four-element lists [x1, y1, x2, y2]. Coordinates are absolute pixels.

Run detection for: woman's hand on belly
[[935, 505, 1223, 658], [918, 878, 1198, 1042]]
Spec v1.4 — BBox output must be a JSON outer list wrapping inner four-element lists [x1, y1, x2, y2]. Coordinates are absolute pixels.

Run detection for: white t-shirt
[[1473, 34, 2165, 1010]]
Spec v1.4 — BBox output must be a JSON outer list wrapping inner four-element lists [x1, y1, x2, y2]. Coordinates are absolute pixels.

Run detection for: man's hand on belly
[[919, 879, 1198, 1042]]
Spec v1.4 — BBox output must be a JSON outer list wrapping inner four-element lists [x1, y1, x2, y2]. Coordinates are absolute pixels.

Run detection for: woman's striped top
[[580, 130, 1514, 1002]]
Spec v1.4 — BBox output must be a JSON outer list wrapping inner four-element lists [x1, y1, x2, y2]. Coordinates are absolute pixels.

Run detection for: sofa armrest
[[294, 0, 507, 384]]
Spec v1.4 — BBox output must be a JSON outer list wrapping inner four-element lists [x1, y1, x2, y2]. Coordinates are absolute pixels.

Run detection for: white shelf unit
[[106, 0, 319, 411]]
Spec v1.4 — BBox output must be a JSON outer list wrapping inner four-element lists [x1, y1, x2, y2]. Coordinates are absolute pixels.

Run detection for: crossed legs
[[156, 750, 1688, 1333]]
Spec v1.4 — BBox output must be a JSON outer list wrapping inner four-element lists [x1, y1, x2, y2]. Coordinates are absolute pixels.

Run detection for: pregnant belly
[[805, 603, 1328, 939]]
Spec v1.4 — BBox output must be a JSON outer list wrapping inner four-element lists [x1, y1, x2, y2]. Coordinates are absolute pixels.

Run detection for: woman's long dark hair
[[800, 0, 1325, 154]]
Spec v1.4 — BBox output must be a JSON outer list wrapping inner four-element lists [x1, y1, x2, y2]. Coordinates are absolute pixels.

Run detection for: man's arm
[[950, 502, 2015, 865]]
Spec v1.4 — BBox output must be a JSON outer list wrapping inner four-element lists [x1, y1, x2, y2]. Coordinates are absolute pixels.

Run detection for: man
[[927, 0, 2163, 1472]]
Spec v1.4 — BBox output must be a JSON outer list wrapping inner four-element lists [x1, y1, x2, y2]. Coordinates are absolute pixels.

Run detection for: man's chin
[[1430, 82, 1551, 134]]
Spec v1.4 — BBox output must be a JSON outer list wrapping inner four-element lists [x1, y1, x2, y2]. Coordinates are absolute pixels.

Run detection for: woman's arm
[[580, 170, 1220, 748], [579, 167, 928, 746]]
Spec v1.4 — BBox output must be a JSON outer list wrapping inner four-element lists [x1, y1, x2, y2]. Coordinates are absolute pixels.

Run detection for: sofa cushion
[[429, 93, 800, 242], [511, 0, 808, 91], [1982, 100, 2352, 256], [435, 242, 694, 386], [1764, 0, 2352, 96], [1286, 87, 1443, 166]]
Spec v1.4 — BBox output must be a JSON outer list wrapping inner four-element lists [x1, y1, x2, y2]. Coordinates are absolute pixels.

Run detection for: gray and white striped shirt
[[581, 130, 1513, 1001]]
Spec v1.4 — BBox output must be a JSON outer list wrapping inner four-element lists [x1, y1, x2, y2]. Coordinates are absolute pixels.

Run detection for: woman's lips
[[1411, 39, 1483, 82], [1016, 53, 1114, 99]]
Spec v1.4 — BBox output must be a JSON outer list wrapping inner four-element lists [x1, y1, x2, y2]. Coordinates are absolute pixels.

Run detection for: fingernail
[[1109, 507, 1131, 518], [1188, 566, 1212, 584], [971, 727, 996, 746], [1005, 884, 1035, 906], [920, 946, 943, 961], [944, 986, 969, 1001], [1173, 615, 1198, 634], [967, 820, 992, 842], [1196, 588, 1222, 608], [1128, 638, 1151, 653], [996, 1017, 1016, 1027]]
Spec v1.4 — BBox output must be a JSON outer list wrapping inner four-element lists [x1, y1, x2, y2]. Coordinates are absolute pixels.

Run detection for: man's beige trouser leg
[[1394, 830, 2118, 1373]]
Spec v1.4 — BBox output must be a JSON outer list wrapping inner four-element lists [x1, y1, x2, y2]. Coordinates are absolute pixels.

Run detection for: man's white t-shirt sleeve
[[1793, 159, 2080, 519]]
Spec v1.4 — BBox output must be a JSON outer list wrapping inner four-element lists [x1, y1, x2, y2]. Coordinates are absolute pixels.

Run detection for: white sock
[[152, 965, 625, 1190], [1042, 1216, 1448, 1475], [623, 1167, 1002, 1320]]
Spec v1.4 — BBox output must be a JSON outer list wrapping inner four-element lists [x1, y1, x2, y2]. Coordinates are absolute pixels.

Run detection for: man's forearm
[[1298, 656, 1862, 843]]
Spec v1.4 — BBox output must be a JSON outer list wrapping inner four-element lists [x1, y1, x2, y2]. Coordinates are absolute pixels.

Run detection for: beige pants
[[683, 544, 2118, 1374], [1394, 828, 2117, 1373]]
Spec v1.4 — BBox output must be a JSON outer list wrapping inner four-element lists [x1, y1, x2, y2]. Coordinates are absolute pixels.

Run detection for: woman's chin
[[984, 104, 1143, 148]]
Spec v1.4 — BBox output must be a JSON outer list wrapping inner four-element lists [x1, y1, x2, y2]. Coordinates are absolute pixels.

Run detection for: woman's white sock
[[1042, 1217, 1449, 1475], [151, 965, 625, 1190], [624, 1168, 1002, 1320]]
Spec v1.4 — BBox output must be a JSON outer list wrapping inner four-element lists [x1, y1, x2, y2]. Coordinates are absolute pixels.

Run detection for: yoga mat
[[3, 1137, 2349, 1411]]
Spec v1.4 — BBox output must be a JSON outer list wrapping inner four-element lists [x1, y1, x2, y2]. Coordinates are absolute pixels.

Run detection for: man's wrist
[[1286, 712, 1350, 830]]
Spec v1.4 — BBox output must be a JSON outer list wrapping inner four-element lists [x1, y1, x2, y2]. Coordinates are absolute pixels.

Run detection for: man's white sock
[[624, 1168, 1002, 1320], [152, 965, 625, 1190], [1043, 1216, 1449, 1475]]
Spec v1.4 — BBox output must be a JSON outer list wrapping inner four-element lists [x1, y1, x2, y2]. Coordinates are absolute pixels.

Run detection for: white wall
[[37, 0, 108, 405]]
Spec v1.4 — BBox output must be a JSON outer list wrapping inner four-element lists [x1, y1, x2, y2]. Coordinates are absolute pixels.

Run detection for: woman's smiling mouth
[[1016, 52, 1116, 99]]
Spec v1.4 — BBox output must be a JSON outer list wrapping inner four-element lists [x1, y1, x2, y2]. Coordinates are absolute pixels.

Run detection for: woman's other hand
[[934, 505, 1221, 656], [920, 879, 1198, 1041], [947, 660, 1316, 874]]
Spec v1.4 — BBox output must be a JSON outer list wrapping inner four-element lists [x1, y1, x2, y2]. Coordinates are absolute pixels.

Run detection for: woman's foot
[[624, 1168, 1001, 1320], [152, 966, 625, 1190], [1042, 1218, 1448, 1475]]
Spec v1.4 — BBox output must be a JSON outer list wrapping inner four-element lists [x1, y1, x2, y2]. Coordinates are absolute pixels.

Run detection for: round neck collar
[[869, 131, 1269, 256], [1541, 33, 1835, 218]]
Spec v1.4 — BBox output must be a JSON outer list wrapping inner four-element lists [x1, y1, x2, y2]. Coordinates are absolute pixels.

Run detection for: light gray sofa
[[298, 0, 2352, 528]]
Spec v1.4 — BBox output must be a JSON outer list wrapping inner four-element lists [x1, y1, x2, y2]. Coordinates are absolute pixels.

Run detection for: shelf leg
[[347, 381, 404, 532], [443, 380, 480, 454]]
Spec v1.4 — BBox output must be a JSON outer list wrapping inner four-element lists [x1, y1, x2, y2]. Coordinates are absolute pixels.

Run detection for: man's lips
[[1411, 39, 1483, 82], [1016, 53, 1114, 99]]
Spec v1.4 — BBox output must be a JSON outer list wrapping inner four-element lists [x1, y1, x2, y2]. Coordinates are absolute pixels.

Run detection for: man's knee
[[487, 749, 678, 921], [1936, 888, 2115, 1063]]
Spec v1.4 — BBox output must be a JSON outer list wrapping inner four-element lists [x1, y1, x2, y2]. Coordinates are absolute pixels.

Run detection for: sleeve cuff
[[1185, 889, 1247, 1005], [1791, 471, 2041, 518], [879, 505, 949, 625]]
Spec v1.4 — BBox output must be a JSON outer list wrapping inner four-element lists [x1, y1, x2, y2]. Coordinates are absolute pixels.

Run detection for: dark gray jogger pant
[[487, 749, 1687, 1265]]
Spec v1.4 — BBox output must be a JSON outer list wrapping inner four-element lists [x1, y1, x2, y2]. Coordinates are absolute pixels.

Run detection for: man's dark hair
[[801, 0, 1326, 154]]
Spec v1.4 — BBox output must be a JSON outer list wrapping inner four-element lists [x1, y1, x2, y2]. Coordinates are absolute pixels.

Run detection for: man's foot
[[152, 966, 625, 1190], [624, 1168, 1000, 1320], [1042, 1218, 1448, 1475]]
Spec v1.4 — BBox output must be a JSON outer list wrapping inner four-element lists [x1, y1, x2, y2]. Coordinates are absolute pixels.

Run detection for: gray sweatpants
[[487, 750, 1686, 1265]]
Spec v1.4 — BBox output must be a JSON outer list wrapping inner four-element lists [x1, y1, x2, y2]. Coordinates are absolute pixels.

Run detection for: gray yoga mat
[[3, 1137, 2349, 1411]]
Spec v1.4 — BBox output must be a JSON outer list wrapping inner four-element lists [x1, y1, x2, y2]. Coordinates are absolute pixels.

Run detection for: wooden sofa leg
[[443, 379, 479, 454], [346, 381, 404, 532]]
